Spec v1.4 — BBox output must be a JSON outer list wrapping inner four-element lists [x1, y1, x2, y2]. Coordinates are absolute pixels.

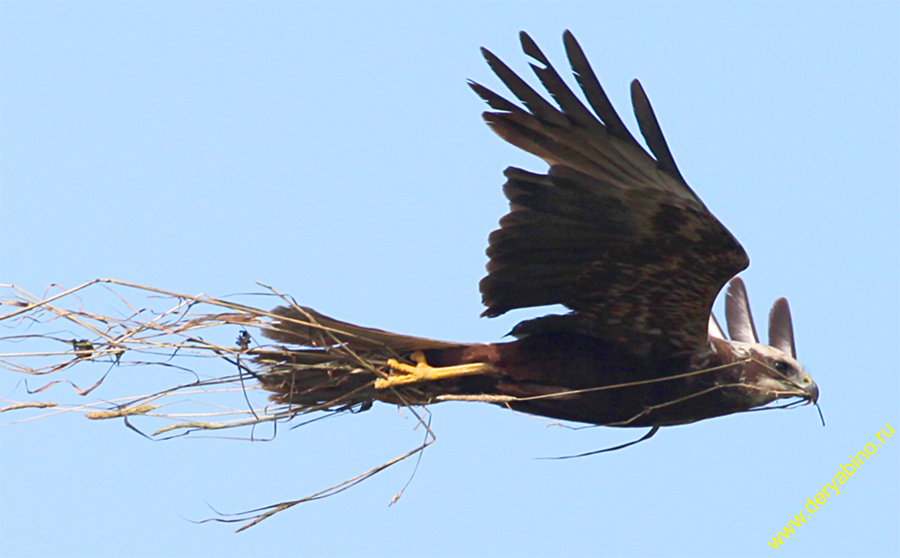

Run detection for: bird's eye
[[773, 360, 791, 374]]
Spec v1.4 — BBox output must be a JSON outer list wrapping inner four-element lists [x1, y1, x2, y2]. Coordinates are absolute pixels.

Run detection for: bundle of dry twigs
[[0, 278, 433, 530]]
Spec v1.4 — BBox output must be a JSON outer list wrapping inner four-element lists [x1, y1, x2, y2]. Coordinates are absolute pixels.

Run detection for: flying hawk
[[256, 31, 819, 445]]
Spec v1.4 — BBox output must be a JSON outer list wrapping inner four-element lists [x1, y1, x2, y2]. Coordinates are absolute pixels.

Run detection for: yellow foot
[[374, 351, 495, 389]]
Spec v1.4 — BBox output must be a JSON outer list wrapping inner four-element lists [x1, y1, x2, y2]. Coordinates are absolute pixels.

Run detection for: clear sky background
[[2, 2, 898, 557]]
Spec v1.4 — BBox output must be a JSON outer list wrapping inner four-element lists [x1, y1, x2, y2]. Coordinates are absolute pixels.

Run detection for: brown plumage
[[256, 31, 818, 438]]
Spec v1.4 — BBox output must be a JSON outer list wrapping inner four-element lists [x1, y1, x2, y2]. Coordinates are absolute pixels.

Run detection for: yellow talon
[[375, 351, 495, 389]]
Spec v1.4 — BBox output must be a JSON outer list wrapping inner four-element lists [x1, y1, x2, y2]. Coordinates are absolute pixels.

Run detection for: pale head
[[711, 277, 819, 407]]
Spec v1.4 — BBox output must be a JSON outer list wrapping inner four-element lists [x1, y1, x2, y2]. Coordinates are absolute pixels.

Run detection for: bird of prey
[[256, 31, 819, 446]]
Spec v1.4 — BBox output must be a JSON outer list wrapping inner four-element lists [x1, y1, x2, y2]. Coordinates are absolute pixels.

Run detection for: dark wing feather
[[725, 277, 759, 343], [630, 80, 685, 183], [562, 31, 635, 143], [768, 298, 796, 358], [473, 31, 748, 355]]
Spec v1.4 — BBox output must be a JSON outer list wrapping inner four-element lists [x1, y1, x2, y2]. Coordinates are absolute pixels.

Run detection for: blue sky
[[2, 2, 898, 557]]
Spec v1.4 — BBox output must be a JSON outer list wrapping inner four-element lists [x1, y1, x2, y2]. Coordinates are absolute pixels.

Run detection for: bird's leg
[[375, 351, 496, 389]]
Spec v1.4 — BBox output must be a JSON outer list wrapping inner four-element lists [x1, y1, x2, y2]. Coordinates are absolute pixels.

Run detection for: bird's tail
[[254, 306, 468, 413]]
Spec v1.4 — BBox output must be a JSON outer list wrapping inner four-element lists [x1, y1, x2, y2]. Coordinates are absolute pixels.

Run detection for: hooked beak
[[804, 379, 819, 404]]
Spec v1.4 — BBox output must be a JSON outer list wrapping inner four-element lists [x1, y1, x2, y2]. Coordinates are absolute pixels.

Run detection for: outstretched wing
[[472, 31, 748, 355]]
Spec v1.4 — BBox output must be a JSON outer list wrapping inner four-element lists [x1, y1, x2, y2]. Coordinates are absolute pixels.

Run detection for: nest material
[[0, 278, 433, 530], [2, 279, 384, 430]]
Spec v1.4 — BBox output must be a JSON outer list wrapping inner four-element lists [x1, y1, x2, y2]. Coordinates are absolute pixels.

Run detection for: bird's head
[[740, 342, 818, 405], [710, 277, 819, 408]]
